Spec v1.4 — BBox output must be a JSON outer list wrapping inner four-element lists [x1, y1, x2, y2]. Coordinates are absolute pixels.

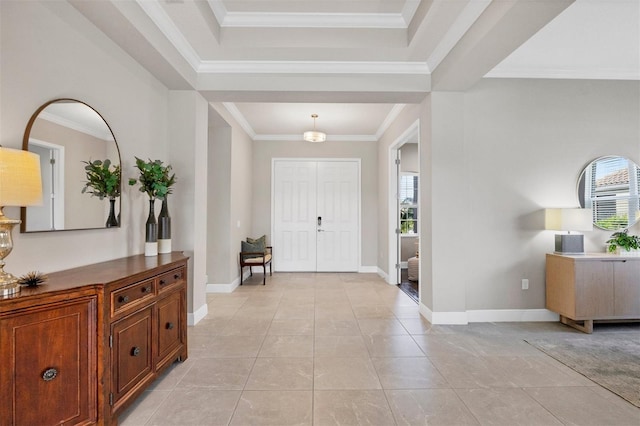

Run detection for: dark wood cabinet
[[0, 252, 188, 425]]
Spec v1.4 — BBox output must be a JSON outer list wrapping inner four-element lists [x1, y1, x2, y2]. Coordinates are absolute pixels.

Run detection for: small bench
[[239, 246, 272, 285]]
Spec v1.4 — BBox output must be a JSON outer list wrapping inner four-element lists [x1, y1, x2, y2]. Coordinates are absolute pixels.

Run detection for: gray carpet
[[526, 334, 640, 408]]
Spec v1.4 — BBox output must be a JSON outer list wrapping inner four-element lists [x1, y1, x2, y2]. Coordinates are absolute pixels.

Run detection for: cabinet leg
[[560, 315, 593, 334]]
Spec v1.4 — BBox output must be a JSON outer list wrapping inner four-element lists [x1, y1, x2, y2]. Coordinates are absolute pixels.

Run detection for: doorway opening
[[26, 139, 65, 231], [388, 121, 420, 302]]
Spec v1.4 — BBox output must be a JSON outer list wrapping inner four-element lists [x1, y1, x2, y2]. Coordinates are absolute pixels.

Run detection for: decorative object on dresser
[[0, 147, 43, 296], [606, 229, 640, 256], [0, 252, 188, 425], [16, 271, 48, 287], [544, 208, 593, 254], [81, 158, 121, 227], [128, 158, 176, 256], [545, 253, 640, 333]]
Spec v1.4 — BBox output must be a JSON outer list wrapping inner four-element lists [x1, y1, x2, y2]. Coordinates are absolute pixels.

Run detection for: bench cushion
[[243, 254, 272, 264]]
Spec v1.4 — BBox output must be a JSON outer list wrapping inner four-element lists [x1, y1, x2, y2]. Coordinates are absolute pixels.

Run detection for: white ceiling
[[68, 0, 638, 142]]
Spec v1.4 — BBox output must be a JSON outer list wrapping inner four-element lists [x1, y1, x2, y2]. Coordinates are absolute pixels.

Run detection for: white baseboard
[[418, 304, 559, 325], [206, 271, 252, 293], [358, 266, 378, 273], [188, 303, 208, 326], [377, 267, 389, 283]]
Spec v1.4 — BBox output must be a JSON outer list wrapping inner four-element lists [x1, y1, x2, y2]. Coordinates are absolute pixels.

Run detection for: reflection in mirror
[[577, 156, 640, 230], [20, 99, 121, 232]]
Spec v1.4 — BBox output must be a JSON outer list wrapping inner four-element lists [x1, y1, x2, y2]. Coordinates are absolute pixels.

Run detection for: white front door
[[273, 160, 359, 272]]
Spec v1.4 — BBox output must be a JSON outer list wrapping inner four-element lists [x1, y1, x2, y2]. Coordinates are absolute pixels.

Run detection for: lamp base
[[555, 234, 584, 254], [0, 272, 20, 296]]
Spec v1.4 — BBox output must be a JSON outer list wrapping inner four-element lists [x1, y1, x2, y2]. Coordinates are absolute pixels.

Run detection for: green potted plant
[[606, 229, 640, 255], [128, 158, 176, 256], [81, 158, 120, 227]]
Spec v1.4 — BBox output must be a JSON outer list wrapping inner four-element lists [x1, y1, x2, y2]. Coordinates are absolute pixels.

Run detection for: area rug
[[526, 335, 640, 408]]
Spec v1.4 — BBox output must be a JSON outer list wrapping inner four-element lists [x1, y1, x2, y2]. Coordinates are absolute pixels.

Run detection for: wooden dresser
[[0, 252, 188, 425], [546, 253, 640, 333]]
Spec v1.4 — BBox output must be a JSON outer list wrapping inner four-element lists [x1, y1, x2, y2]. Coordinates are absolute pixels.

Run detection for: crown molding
[[217, 12, 408, 29], [426, 0, 491, 71], [376, 104, 406, 139], [485, 67, 640, 81], [198, 61, 430, 75], [136, 0, 201, 70], [222, 102, 257, 138]]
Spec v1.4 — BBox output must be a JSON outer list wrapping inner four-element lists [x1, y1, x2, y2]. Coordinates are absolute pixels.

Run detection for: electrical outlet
[[521, 279, 529, 290]]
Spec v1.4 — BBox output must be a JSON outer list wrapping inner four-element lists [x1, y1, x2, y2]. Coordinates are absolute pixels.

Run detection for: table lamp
[[0, 147, 43, 296], [544, 208, 593, 254]]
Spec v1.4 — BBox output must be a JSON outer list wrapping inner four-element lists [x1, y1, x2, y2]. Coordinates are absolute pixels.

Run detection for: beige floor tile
[[428, 355, 515, 388], [314, 335, 369, 357], [205, 306, 240, 319], [524, 386, 640, 426], [118, 390, 171, 426], [315, 306, 356, 320], [315, 319, 361, 336], [268, 318, 314, 335], [475, 335, 546, 356], [485, 356, 594, 387], [412, 334, 484, 357], [372, 357, 449, 389], [188, 318, 229, 336], [258, 335, 314, 357], [314, 357, 382, 390], [313, 390, 396, 426], [274, 304, 315, 320], [363, 335, 425, 357], [396, 318, 431, 335], [196, 335, 264, 358], [230, 390, 312, 426], [146, 358, 194, 391], [357, 318, 409, 335], [217, 317, 271, 336], [385, 389, 479, 426], [352, 304, 396, 319], [175, 358, 254, 389], [145, 389, 241, 425], [455, 388, 563, 425], [392, 307, 423, 319], [245, 357, 313, 390]]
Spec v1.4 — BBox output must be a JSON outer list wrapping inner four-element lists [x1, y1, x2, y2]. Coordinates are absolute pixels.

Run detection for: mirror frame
[[20, 98, 122, 233], [577, 155, 640, 231]]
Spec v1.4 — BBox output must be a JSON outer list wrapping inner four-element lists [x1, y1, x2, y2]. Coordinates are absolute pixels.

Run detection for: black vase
[[145, 199, 158, 256], [158, 197, 172, 254], [106, 198, 119, 227]]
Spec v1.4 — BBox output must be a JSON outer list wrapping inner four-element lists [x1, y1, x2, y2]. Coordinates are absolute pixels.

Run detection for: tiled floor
[[119, 272, 640, 426]]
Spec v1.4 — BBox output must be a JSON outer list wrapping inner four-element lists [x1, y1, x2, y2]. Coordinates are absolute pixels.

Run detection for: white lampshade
[[303, 130, 326, 143], [0, 147, 43, 207], [544, 208, 593, 232]]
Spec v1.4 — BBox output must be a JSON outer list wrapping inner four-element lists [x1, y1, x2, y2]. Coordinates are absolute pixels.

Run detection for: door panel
[[317, 162, 359, 272], [274, 161, 317, 271]]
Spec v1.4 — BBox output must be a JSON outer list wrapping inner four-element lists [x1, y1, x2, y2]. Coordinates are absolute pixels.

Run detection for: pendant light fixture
[[303, 114, 326, 143]]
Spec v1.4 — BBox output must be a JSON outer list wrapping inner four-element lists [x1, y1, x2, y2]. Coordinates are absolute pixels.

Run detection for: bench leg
[[262, 263, 266, 285]]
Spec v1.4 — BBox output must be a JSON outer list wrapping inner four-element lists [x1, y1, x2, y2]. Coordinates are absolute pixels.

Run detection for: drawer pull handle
[[166, 322, 174, 330], [42, 368, 58, 382], [142, 286, 152, 293], [174, 274, 180, 279], [131, 347, 141, 357], [159, 280, 166, 285], [119, 295, 129, 303]]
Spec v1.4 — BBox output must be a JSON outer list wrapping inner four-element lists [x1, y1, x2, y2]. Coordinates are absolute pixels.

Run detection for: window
[[400, 173, 418, 235]]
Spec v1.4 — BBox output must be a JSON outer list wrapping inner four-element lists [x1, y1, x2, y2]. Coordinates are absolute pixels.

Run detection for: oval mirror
[[20, 99, 121, 232], [577, 156, 640, 230]]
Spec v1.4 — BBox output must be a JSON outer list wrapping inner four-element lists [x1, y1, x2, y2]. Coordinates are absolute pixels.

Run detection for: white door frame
[[271, 158, 362, 272], [27, 138, 65, 231], [388, 120, 420, 285]]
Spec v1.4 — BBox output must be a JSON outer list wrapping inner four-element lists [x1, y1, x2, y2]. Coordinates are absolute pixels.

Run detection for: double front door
[[273, 160, 360, 272]]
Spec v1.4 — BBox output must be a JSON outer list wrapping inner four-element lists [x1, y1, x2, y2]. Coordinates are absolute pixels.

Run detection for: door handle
[[317, 229, 324, 232]]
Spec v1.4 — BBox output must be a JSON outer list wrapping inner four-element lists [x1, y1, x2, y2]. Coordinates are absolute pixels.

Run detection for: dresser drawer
[[157, 268, 185, 293], [111, 279, 155, 317]]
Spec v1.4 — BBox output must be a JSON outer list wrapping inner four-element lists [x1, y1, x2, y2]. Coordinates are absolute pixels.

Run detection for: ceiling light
[[303, 114, 326, 143]]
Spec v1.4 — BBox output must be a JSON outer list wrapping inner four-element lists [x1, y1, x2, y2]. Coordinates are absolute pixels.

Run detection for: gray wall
[[252, 140, 378, 269]]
